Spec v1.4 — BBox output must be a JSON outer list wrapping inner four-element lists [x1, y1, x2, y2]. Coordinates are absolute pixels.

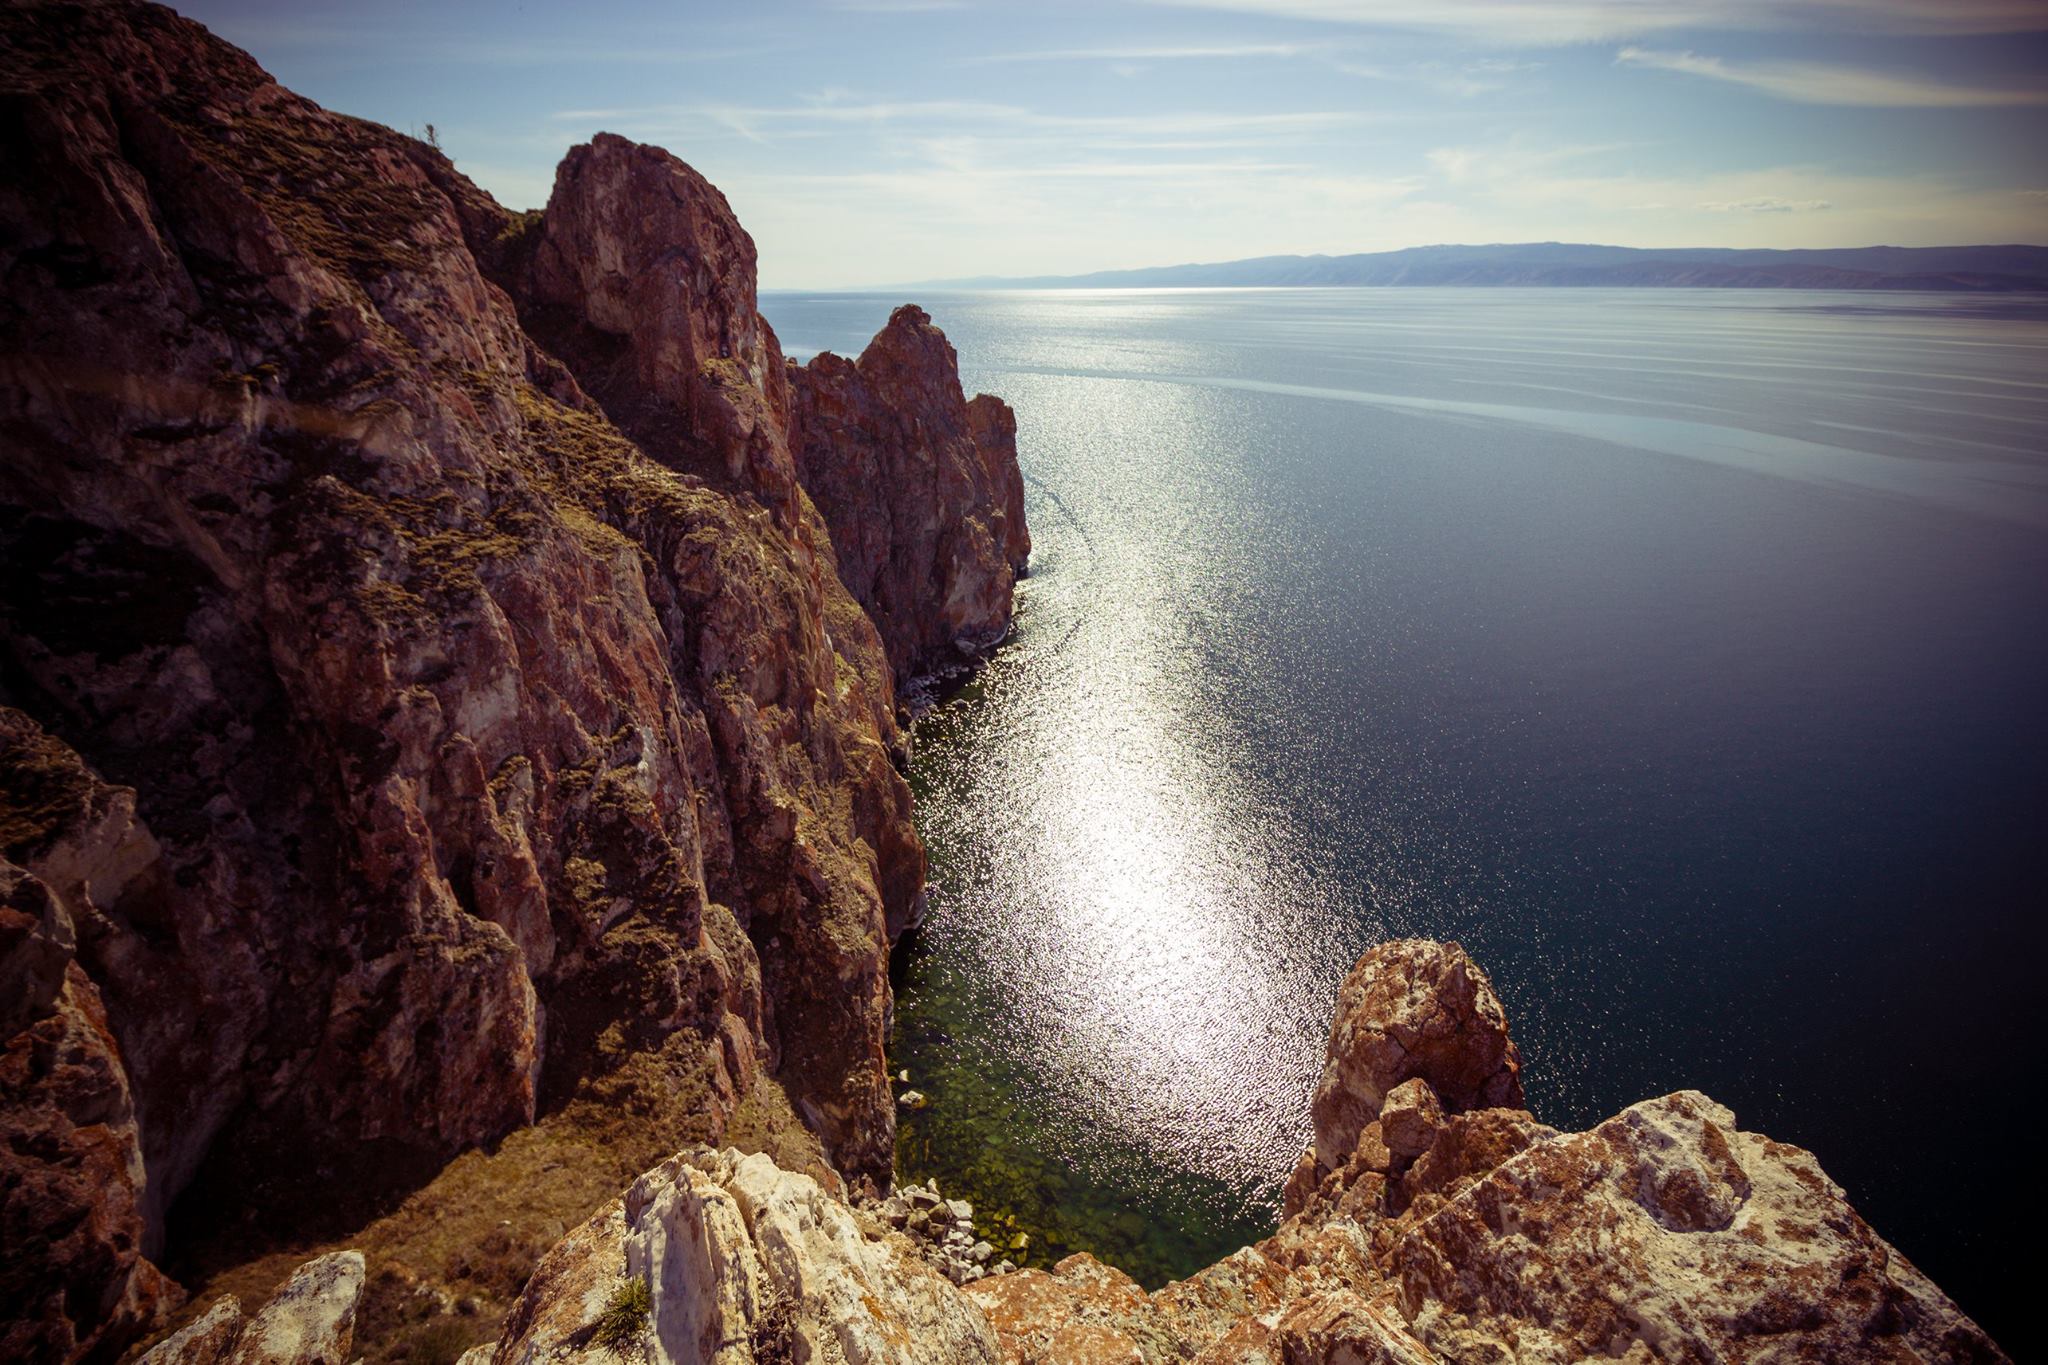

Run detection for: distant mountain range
[[917, 242, 2048, 292]]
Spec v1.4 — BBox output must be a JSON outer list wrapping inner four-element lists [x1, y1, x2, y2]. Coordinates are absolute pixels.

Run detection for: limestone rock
[[223, 1252, 364, 1365], [135, 1252, 363, 1365], [1388, 1090, 2004, 1362], [136, 1296, 242, 1365], [1304, 940, 1522, 1192], [494, 1147, 997, 1365]]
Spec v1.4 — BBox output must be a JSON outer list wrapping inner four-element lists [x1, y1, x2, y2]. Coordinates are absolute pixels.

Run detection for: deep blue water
[[763, 288, 2048, 1351]]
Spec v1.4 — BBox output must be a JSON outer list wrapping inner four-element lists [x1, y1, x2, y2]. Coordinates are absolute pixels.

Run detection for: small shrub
[[592, 1277, 652, 1356]]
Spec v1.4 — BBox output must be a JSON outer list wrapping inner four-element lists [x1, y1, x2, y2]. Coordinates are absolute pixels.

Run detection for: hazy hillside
[[922, 242, 2048, 291]]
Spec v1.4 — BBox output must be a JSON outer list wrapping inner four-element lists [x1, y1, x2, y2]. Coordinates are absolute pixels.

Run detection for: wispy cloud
[[974, 43, 1321, 64], [1700, 196, 1833, 212], [1336, 56, 1544, 97], [551, 97, 1376, 145], [1616, 47, 2048, 107], [824, 0, 967, 10], [1141, 0, 2048, 42], [1427, 139, 1628, 184]]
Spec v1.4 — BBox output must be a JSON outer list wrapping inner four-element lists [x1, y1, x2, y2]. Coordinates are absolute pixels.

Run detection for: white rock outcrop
[[137, 1252, 364, 1365], [492, 1147, 998, 1364]]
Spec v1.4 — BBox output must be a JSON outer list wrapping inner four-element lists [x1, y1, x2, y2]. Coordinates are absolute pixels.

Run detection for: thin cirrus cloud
[[973, 43, 1323, 64], [1142, 0, 2048, 41], [550, 99, 1373, 146], [1615, 47, 2048, 106], [1699, 197, 1833, 212]]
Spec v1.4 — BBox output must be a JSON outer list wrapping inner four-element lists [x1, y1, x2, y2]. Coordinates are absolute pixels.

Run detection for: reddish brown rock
[[512, 132, 804, 517], [0, 3, 1021, 1356], [1301, 939, 1522, 1202], [791, 305, 1031, 684], [1267, 1290, 1433, 1365], [965, 1255, 1161, 1364], [0, 862, 174, 1361], [1385, 1105, 1553, 1225], [1374, 1079, 1443, 1164], [1388, 1091, 2004, 1362]]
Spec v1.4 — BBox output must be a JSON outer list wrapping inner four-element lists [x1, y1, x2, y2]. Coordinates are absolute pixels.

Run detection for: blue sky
[[173, 0, 2048, 287]]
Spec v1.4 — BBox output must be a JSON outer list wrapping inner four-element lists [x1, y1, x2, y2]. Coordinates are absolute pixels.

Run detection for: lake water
[[763, 288, 2048, 1350]]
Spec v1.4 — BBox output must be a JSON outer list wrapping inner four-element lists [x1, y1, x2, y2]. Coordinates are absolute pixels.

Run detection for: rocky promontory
[[465, 940, 2007, 1363], [0, 1, 1023, 1357]]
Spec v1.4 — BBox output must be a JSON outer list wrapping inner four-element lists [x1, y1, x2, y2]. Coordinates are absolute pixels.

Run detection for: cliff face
[[479, 941, 2006, 1364], [790, 306, 1031, 685], [0, 3, 1024, 1358]]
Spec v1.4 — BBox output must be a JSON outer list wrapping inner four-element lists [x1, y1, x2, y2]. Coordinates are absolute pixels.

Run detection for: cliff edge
[[0, 2, 1024, 1358], [472, 940, 2006, 1363]]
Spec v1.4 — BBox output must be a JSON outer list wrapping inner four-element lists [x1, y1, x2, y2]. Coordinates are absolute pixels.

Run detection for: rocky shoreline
[[0, 3, 2007, 1361], [132, 938, 2008, 1363]]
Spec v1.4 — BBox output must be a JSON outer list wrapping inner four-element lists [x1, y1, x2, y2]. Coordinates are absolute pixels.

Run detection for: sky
[[171, 0, 2048, 288]]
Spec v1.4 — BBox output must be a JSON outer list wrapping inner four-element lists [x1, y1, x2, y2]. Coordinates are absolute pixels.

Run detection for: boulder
[[1388, 1090, 2004, 1362], [1376, 1079, 1444, 1164], [135, 1252, 364, 1365], [136, 1297, 242, 1365], [493, 1147, 997, 1365], [1306, 940, 1522, 1183], [222, 1252, 364, 1365]]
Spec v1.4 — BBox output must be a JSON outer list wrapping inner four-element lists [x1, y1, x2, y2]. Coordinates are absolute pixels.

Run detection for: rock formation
[[1286, 939, 1524, 1216], [492, 1149, 998, 1365], [0, 3, 2006, 1362], [136, 1252, 364, 1365], [0, 1, 1024, 1357], [483, 938, 2007, 1362], [790, 306, 1031, 685]]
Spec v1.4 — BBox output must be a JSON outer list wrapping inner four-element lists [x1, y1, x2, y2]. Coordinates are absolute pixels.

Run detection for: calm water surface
[[763, 288, 2048, 1349]]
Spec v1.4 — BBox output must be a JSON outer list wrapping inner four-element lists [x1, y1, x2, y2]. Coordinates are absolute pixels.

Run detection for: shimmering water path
[[764, 288, 2048, 1346]]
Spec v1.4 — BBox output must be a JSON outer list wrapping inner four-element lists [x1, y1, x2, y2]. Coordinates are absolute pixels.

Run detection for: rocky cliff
[[0, 2, 1025, 1359], [476, 940, 2007, 1363], [790, 306, 1030, 687]]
